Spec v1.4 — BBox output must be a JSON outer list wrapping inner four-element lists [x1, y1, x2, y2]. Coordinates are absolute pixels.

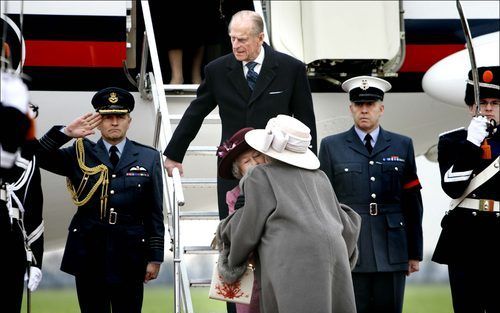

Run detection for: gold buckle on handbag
[[479, 199, 495, 212], [108, 208, 117, 224], [369, 203, 378, 216]]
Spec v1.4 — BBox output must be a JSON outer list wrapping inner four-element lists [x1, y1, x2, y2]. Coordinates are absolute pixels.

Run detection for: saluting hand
[[64, 112, 102, 138]]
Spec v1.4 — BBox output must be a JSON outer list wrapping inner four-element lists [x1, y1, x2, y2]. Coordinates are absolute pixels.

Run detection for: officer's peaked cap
[[342, 76, 391, 103], [464, 66, 500, 106], [91, 87, 135, 115]]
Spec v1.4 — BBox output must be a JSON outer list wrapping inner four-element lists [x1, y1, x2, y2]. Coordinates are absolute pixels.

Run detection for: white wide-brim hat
[[245, 115, 320, 170]]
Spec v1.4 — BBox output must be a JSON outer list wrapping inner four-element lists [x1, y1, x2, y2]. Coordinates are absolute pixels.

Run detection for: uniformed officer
[[318, 76, 424, 313], [35, 87, 165, 313], [432, 66, 500, 313], [1, 71, 44, 313]]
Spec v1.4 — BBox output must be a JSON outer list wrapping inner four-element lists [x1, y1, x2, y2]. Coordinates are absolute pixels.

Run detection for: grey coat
[[218, 163, 361, 313]]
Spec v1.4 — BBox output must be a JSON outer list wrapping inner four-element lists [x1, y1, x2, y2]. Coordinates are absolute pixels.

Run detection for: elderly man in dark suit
[[318, 76, 423, 313], [35, 87, 164, 313], [163, 10, 317, 223]]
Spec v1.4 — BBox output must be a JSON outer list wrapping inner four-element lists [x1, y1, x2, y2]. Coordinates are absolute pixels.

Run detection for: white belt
[[458, 198, 500, 212]]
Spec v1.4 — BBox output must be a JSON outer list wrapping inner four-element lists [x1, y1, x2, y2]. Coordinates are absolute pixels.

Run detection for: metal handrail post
[[172, 168, 184, 313]]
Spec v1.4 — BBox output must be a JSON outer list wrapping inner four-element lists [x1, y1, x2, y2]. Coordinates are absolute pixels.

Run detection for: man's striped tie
[[246, 61, 258, 91]]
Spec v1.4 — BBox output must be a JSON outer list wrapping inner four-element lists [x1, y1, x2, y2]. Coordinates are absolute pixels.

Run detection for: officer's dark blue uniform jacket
[[36, 127, 164, 284], [319, 126, 423, 272], [432, 128, 500, 265]]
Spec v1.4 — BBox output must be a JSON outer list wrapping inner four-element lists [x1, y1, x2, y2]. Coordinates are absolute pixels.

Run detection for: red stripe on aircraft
[[399, 44, 464, 73], [24, 40, 126, 68]]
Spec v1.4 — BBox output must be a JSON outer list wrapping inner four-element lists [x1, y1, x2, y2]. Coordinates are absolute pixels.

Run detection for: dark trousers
[[1, 208, 27, 313], [448, 264, 500, 313], [352, 271, 406, 313], [75, 276, 144, 313]]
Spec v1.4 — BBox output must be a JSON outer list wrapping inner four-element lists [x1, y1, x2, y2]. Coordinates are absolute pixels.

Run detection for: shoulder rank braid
[[66, 138, 109, 220]]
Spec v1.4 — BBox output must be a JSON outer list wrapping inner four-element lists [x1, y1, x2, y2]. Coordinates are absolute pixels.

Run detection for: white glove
[[0, 72, 30, 113], [467, 116, 489, 147], [24, 267, 43, 291]]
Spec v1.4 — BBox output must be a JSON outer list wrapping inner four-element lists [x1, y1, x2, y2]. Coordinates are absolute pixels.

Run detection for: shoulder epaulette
[[439, 127, 465, 137], [131, 140, 157, 151]]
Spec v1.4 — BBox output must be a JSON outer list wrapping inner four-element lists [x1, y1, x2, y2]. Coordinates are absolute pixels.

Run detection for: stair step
[[189, 278, 211, 287], [181, 178, 217, 186], [180, 211, 219, 220], [169, 114, 220, 124], [164, 84, 197, 98], [164, 84, 199, 92], [184, 245, 217, 254]]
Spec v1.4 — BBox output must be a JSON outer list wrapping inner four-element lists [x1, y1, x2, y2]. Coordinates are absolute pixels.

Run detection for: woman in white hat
[[216, 115, 361, 313]]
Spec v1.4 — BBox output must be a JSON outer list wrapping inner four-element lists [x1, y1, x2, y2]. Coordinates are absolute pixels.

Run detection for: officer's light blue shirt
[[354, 126, 380, 147], [102, 138, 127, 158]]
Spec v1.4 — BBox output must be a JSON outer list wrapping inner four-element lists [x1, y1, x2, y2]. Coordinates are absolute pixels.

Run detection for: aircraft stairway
[[138, 2, 223, 311]]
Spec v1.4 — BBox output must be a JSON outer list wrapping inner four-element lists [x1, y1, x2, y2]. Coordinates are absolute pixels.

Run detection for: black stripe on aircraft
[[23, 67, 136, 92], [405, 19, 499, 44], [5, 14, 126, 41]]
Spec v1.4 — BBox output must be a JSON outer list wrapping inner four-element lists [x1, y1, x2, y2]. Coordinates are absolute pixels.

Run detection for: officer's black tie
[[109, 146, 119, 167], [246, 61, 258, 91], [364, 133, 373, 154]]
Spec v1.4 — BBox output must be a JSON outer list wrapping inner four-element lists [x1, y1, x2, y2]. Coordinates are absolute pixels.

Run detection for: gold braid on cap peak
[[98, 109, 129, 115], [66, 138, 109, 220]]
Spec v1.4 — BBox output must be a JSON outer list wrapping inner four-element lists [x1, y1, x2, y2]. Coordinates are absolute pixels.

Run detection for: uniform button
[[371, 193, 376, 199], [142, 239, 145, 243], [472, 173, 476, 177], [137, 184, 141, 188], [394, 167, 399, 171], [471, 193, 476, 198], [110, 190, 115, 195], [344, 168, 349, 172], [472, 211, 477, 216], [370, 177, 375, 181], [73, 228, 77, 232], [400, 222, 404, 226], [369, 161, 374, 165], [112, 174, 116, 178]]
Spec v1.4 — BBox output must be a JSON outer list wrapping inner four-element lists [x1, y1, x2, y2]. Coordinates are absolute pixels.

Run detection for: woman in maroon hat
[[216, 127, 265, 313]]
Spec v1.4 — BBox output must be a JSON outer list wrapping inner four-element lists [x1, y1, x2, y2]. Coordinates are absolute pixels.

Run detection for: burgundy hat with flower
[[217, 127, 254, 179]]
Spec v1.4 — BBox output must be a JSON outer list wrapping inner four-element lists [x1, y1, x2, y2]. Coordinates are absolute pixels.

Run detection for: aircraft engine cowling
[[422, 32, 499, 107]]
